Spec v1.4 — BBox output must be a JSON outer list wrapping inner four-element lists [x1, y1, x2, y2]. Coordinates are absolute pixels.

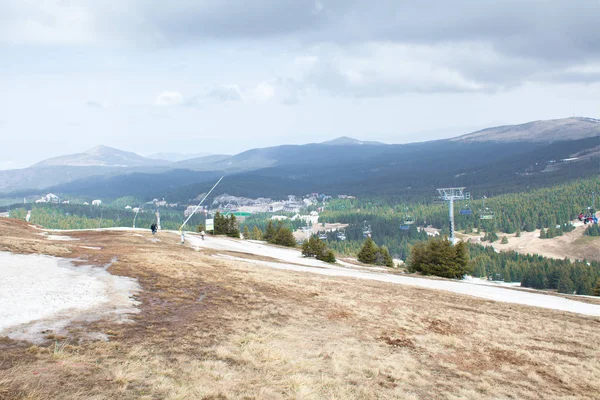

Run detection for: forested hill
[[9, 135, 598, 204]]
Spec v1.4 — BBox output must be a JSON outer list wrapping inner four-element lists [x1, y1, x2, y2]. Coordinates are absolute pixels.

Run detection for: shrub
[[483, 231, 499, 242], [357, 238, 394, 267], [272, 226, 296, 247], [302, 236, 336, 263]]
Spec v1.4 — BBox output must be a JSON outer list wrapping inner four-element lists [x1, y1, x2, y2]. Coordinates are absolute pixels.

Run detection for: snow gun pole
[[179, 176, 224, 238]]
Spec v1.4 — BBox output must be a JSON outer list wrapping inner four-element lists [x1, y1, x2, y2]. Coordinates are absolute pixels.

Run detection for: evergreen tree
[[302, 236, 336, 263], [226, 214, 240, 238], [213, 212, 229, 235], [251, 226, 263, 240], [593, 278, 600, 296], [501, 236, 509, 244], [585, 224, 600, 236], [264, 221, 276, 242], [378, 245, 394, 268], [557, 270, 574, 294], [357, 237, 378, 264], [273, 226, 296, 247], [242, 225, 250, 239], [407, 238, 472, 279]]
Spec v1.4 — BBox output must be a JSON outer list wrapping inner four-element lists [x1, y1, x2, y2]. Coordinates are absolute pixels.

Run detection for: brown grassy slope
[[0, 218, 599, 399]]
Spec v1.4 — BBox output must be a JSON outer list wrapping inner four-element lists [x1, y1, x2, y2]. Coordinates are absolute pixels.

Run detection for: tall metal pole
[[449, 196, 455, 244], [437, 187, 466, 245], [179, 176, 224, 244]]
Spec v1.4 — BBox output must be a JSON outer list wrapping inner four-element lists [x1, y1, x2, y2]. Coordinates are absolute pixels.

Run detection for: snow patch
[[0, 252, 140, 342], [47, 235, 79, 241], [211, 254, 600, 317]]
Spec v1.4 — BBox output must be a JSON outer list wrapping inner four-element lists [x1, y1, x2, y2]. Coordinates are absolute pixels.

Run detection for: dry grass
[[1, 218, 600, 399]]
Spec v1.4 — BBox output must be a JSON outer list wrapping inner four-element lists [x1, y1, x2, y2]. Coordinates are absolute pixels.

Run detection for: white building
[[125, 205, 132, 210], [91, 199, 102, 206], [268, 202, 284, 212], [36, 193, 60, 203]]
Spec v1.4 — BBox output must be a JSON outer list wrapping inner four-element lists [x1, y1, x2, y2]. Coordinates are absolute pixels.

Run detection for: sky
[[1, 0, 599, 170]]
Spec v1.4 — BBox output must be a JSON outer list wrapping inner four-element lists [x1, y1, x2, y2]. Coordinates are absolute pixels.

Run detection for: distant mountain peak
[[33, 145, 170, 168], [322, 136, 385, 146], [453, 117, 600, 143], [84, 145, 134, 156]]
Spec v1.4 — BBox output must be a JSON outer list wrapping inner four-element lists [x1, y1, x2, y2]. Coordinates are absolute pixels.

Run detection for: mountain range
[[1, 117, 598, 201]]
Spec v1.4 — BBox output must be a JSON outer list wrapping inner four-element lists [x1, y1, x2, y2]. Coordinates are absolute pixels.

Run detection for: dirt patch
[[378, 334, 416, 349], [425, 318, 460, 335]]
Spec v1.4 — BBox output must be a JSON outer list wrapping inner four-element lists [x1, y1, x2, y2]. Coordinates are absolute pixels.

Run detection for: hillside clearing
[[0, 219, 599, 399]]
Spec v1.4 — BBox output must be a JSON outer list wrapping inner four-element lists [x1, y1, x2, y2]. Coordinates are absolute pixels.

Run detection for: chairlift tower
[[436, 187, 469, 244]]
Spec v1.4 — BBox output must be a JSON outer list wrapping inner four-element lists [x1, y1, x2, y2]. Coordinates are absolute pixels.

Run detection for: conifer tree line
[[319, 177, 599, 257], [239, 214, 304, 234], [468, 244, 600, 295], [246, 220, 297, 247], [212, 212, 240, 238], [8, 203, 205, 231], [585, 224, 600, 236]]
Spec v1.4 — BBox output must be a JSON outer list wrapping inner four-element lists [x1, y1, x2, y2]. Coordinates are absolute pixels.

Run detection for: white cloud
[[206, 85, 243, 102], [155, 91, 184, 106], [286, 43, 491, 96], [251, 82, 276, 102]]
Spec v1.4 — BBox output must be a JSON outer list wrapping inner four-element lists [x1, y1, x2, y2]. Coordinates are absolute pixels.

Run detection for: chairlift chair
[[336, 229, 347, 241], [478, 196, 494, 220], [403, 207, 414, 225], [459, 200, 473, 215], [318, 232, 328, 240], [460, 207, 473, 215], [479, 208, 494, 220], [362, 221, 372, 238]]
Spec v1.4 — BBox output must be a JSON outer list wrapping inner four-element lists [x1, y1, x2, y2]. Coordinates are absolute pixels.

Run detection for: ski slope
[[186, 234, 600, 317]]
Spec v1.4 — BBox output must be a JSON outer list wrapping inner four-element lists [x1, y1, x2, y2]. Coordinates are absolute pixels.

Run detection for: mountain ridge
[[453, 117, 600, 143], [33, 145, 170, 168], [2, 117, 598, 194]]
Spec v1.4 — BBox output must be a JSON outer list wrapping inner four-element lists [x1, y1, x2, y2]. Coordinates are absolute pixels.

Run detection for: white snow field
[[186, 234, 600, 317], [0, 252, 139, 341]]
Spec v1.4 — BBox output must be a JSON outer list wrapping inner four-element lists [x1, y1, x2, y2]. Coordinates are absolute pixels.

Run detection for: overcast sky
[[1, 0, 599, 169]]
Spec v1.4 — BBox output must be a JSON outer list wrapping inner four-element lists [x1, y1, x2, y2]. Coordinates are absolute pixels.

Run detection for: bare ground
[[1, 219, 599, 399], [458, 218, 600, 262]]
